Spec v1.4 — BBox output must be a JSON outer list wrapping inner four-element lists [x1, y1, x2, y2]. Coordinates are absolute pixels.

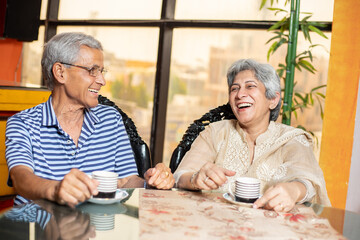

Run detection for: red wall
[[0, 38, 23, 86]]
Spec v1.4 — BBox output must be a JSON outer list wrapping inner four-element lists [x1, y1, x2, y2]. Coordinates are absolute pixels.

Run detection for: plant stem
[[282, 0, 300, 125]]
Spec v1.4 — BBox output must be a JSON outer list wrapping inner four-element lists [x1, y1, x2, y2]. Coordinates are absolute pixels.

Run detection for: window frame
[[40, 0, 332, 165]]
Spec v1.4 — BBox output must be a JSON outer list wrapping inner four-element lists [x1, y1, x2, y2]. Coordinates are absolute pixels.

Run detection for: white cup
[[90, 214, 115, 231], [228, 177, 261, 203], [92, 171, 118, 198]]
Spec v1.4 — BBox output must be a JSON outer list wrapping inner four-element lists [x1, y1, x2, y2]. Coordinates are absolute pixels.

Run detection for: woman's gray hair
[[226, 59, 282, 121], [41, 32, 103, 90]]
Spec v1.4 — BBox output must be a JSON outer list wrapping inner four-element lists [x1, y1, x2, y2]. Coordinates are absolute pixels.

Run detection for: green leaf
[[260, 0, 267, 10], [277, 63, 286, 78], [301, 12, 313, 16], [301, 15, 312, 22], [267, 38, 287, 60], [308, 25, 328, 39], [309, 44, 321, 48], [295, 92, 306, 102], [277, 70, 285, 79], [279, 19, 290, 32], [301, 24, 311, 42], [265, 32, 283, 44], [268, 17, 288, 31], [296, 50, 309, 59], [308, 22, 327, 28], [293, 110, 298, 119], [298, 60, 316, 73], [320, 103, 324, 119], [268, 7, 286, 12], [304, 93, 310, 105], [316, 92, 326, 98], [311, 84, 327, 91], [267, 41, 278, 60], [273, 38, 287, 52], [283, 110, 291, 119], [294, 98, 301, 106], [309, 93, 314, 105], [298, 56, 312, 62], [308, 51, 313, 61], [296, 125, 306, 131]]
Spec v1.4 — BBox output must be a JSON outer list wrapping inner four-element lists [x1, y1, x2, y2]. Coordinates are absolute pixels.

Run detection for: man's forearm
[[10, 165, 59, 202]]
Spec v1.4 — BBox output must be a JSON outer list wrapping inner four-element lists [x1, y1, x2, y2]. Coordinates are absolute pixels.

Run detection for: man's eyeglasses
[[60, 62, 107, 77]]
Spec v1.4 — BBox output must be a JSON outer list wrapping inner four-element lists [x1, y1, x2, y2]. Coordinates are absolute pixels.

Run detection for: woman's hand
[[253, 181, 307, 212], [192, 162, 236, 190], [144, 163, 175, 189]]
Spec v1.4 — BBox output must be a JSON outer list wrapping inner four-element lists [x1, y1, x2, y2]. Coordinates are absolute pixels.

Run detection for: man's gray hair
[[41, 32, 103, 90], [226, 59, 282, 121]]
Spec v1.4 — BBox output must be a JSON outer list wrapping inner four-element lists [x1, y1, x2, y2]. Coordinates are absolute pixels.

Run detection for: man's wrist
[[46, 181, 59, 202]]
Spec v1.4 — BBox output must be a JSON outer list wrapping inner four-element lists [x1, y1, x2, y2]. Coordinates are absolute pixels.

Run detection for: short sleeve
[[5, 115, 35, 186]]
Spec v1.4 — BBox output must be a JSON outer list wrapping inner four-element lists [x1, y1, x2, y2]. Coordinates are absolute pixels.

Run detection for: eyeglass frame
[[60, 62, 107, 77]]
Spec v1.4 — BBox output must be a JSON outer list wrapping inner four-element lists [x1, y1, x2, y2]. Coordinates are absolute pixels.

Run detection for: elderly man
[[5, 32, 174, 208]]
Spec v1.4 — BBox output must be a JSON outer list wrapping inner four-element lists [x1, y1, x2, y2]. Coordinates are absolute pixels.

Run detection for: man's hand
[[144, 163, 175, 189], [54, 169, 99, 208], [10, 166, 99, 208]]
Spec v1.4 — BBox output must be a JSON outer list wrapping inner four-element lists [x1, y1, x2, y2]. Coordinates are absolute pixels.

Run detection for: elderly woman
[[6, 32, 174, 208], [174, 59, 330, 212]]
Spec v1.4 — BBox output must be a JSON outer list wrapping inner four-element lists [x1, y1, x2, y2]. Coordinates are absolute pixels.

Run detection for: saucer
[[223, 193, 253, 208], [78, 201, 127, 214], [88, 189, 129, 205]]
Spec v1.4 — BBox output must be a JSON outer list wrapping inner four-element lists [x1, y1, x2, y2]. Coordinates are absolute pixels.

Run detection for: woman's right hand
[[191, 162, 236, 190]]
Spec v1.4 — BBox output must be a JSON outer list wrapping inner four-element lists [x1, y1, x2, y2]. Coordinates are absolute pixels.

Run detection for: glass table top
[[0, 189, 359, 240]]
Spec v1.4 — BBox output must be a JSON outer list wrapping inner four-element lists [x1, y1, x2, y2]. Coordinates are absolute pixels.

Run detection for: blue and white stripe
[[6, 96, 138, 205], [4, 202, 52, 229]]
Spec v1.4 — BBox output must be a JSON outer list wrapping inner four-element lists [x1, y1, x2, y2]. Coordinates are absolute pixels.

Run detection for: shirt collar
[[42, 95, 100, 127]]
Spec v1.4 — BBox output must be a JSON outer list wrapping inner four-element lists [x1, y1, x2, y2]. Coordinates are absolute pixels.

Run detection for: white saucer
[[223, 193, 254, 208], [88, 189, 129, 205], [78, 201, 127, 214]]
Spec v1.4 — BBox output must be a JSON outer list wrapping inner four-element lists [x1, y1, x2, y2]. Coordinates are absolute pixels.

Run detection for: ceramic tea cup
[[91, 171, 118, 199], [228, 177, 261, 203]]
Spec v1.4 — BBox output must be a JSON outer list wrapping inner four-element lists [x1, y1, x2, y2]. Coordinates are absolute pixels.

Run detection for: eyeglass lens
[[90, 67, 107, 77]]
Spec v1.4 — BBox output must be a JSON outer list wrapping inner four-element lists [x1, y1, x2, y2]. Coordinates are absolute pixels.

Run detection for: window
[[59, 0, 162, 20], [17, 0, 333, 165]]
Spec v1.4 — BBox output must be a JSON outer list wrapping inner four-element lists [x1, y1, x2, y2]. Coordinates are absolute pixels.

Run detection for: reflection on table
[[0, 188, 359, 240]]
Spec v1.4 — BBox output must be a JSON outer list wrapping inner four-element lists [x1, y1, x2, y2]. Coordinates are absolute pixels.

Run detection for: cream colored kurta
[[174, 120, 331, 206]]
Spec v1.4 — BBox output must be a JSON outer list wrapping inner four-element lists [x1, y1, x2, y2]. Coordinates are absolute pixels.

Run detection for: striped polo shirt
[[5, 96, 138, 205]]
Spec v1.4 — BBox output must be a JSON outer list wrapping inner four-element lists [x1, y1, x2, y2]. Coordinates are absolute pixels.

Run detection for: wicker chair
[[98, 95, 151, 178], [169, 103, 236, 173]]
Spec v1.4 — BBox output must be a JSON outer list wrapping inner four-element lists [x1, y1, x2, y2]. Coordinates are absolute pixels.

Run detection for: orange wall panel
[[319, 0, 360, 209]]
